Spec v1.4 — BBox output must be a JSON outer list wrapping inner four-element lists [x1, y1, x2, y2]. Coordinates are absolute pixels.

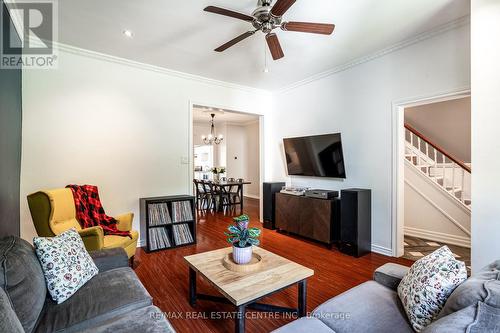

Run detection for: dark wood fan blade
[[266, 33, 284, 60], [204, 6, 254, 22], [282, 22, 335, 35], [270, 0, 296, 17], [215, 31, 255, 52]]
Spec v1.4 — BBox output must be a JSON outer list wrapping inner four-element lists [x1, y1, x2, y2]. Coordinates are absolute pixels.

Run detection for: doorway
[[392, 90, 471, 270], [190, 104, 263, 218]]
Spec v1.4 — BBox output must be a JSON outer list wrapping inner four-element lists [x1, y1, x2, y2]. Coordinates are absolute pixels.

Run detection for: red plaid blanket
[[66, 185, 131, 238]]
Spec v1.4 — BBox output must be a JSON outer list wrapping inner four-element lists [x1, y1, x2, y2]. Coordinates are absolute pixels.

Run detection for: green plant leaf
[[248, 238, 260, 246], [228, 225, 240, 234], [238, 239, 247, 248], [240, 229, 249, 239], [248, 228, 261, 237], [233, 214, 249, 222]]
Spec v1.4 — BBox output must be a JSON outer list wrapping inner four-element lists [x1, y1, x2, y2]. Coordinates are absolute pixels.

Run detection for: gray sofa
[[0, 236, 175, 333], [273, 261, 500, 333]]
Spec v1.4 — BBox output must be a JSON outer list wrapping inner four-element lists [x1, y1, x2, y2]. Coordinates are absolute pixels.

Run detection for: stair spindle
[[442, 154, 446, 187], [417, 137, 421, 168], [404, 123, 471, 210], [461, 170, 465, 203], [451, 163, 456, 196]]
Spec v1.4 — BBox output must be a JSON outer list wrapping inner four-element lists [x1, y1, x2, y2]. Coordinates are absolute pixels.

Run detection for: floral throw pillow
[[398, 246, 467, 332], [33, 228, 98, 304]]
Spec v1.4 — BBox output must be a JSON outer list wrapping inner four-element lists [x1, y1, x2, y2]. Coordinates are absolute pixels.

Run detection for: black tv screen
[[283, 133, 346, 178]]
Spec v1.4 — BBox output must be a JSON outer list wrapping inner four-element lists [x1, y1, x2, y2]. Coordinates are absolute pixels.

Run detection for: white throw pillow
[[397, 246, 467, 332], [33, 228, 99, 304]]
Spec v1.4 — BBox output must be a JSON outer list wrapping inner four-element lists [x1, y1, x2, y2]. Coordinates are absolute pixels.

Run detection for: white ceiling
[[193, 106, 259, 124], [58, 0, 469, 90]]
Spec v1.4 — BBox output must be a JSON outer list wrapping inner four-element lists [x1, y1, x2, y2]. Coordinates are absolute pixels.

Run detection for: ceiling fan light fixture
[[204, 0, 335, 61]]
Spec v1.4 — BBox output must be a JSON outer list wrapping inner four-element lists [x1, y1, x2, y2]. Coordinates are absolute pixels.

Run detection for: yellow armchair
[[27, 188, 138, 259]]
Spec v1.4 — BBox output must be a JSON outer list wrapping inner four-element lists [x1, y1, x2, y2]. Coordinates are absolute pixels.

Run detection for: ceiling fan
[[204, 0, 335, 60]]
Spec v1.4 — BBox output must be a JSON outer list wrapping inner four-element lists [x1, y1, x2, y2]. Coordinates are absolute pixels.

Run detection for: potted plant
[[225, 214, 261, 264], [211, 166, 226, 182]]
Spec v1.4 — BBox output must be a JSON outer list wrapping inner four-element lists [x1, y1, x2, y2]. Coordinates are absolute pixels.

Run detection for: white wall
[[21, 46, 271, 244], [267, 24, 470, 254], [471, 0, 500, 270], [245, 122, 260, 198], [225, 122, 260, 198], [405, 97, 471, 162], [405, 161, 470, 248], [226, 125, 246, 180]]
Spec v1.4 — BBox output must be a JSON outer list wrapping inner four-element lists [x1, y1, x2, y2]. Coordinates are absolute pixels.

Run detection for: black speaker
[[339, 189, 371, 257], [263, 182, 285, 230]]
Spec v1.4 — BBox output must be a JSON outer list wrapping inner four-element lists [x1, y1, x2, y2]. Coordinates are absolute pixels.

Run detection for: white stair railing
[[404, 124, 471, 209]]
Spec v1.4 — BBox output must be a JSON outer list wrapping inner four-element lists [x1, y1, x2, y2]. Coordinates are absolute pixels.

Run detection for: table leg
[[235, 304, 246, 333], [298, 280, 307, 317], [189, 267, 196, 306]]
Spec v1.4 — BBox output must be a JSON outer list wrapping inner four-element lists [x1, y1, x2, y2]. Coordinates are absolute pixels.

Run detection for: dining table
[[211, 180, 252, 212]]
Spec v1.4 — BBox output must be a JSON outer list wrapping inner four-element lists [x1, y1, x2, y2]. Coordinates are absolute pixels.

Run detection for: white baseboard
[[404, 226, 471, 248], [371, 244, 393, 256], [244, 194, 260, 200]]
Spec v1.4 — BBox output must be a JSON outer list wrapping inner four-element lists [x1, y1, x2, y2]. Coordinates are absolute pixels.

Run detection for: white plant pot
[[232, 245, 253, 264]]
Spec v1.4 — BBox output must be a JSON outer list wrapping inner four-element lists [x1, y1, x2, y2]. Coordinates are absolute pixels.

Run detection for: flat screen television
[[283, 133, 346, 178]]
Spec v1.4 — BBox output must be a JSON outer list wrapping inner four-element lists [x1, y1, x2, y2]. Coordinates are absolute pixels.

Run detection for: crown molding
[[276, 15, 470, 94], [225, 119, 260, 126], [21, 11, 468, 96], [53, 42, 271, 96]]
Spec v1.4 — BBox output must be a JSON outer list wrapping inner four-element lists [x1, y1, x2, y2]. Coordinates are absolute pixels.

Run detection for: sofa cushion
[[422, 303, 477, 333], [0, 288, 24, 333], [0, 236, 46, 333], [77, 305, 176, 333], [89, 248, 129, 272], [469, 302, 500, 332], [35, 267, 152, 333], [398, 246, 467, 331], [373, 263, 410, 291], [271, 317, 334, 333], [34, 228, 99, 304], [439, 260, 500, 317], [423, 301, 500, 333], [312, 281, 413, 333]]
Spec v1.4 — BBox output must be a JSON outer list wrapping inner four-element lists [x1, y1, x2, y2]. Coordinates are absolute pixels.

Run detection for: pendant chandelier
[[201, 113, 223, 145]]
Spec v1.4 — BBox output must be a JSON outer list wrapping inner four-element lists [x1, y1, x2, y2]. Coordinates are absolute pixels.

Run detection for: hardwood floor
[[403, 235, 471, 274], [134, 197, 412, 333]]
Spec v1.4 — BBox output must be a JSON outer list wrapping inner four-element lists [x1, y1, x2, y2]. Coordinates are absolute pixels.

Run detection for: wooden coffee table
[[184, 247, 314, 333]]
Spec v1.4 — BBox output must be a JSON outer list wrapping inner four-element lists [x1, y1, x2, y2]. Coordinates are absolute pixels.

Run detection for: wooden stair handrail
[[405, 123, 471, 173]]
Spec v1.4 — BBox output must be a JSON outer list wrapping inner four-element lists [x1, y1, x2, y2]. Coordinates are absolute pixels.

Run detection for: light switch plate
[[181, 156, 189, 164]]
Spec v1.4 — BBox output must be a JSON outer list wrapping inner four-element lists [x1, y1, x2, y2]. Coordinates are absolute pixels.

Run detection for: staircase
[[405, 124, 471, 210]]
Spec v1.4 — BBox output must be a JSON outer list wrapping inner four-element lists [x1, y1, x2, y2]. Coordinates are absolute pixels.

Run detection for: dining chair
[[218, 184, 234, 213], [218, 182, 243, 213], [193, 179, 207, 210], [203, 180, 218, 211], [229, 183, 243, 213]]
